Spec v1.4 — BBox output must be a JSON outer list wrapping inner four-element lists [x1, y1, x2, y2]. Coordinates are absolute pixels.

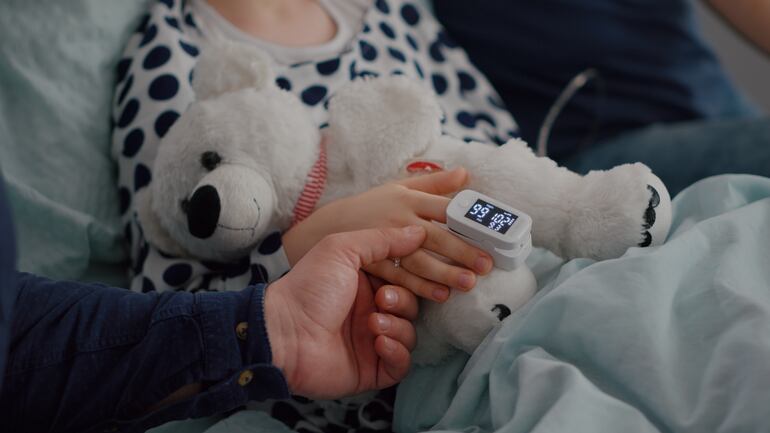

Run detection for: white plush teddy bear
[[136, 41, 672, 365]]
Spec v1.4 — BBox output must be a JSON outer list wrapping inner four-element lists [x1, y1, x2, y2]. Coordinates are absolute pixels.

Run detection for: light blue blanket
[[159, 175, 770, 433], [394, 174, 770, 433]]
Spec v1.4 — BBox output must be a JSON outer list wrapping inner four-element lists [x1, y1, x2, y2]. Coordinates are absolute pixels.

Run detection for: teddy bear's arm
[[422, 137, 670, 260]]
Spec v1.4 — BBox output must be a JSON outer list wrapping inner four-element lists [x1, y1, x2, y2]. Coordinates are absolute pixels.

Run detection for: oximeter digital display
[[464, 199, 518, 235], [446, 190, 533, 270]]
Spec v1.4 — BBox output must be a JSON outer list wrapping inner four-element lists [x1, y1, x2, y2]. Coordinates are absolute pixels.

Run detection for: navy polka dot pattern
[[405, 33, 418, 51], [376, 0, 390, 14], [116, 58, 132, 82], [249, 264, 269, 285], [387, 47, 406, 62], [139, 24, 158, 48], [117, 75, 134, 105], [475, 112, 497, 127], [179, 40, 199, 57], [163, 263, 193, 286], [149, 74, 180, 100], [315, 58, 340, 76], [258, 232, 283, 255], [413, 59, 424, 78], [119, 187, 131, 214], [134, 163, 152, 191], [400, 3, 420, 26], [457, 70, 476, 92], [123, 128, 144, 157], [143, 45, 171, 69], [359, 40, 378, 61], [431, 73, 448, 95], [164, 16, 180, 29], [112, 0, 516, 302], [428, 40, 445, 62], [276, 76, 292, 90], [301, 85, 328, 106], [379, 22, 396, 39], [136, 14, 150, 33], [154, 110, 179, 137], [141, 277, 156, 293], [456, 110, 476, 128], [184, 12, 197, 29], [117, 99, 140, 128]]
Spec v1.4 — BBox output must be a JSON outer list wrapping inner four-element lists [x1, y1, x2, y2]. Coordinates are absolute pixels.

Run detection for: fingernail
[[404, 225, 423, 236], [383, 288, 398, 308], [376, 314, 391, 331], [475, 256, 492, 274], [433, 288, 449, 302], [458, 272, 475, 290]]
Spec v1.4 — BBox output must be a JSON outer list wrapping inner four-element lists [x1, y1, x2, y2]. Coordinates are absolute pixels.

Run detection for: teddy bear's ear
[[192, 40, 276, 100], [135, 188, 188, 257]]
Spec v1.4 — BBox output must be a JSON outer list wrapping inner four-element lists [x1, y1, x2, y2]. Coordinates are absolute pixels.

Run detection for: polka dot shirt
[[111, 0, 518, 295]]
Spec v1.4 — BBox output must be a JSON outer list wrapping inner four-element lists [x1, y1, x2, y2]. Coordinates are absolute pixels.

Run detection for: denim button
[[235, 322, 248, 341], [238, 370, 254, 387]]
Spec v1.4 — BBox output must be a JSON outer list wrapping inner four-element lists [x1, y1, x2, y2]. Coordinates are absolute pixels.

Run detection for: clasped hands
[[269, 168, 491, 399]]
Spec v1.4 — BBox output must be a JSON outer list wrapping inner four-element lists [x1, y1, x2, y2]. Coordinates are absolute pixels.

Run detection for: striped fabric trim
[[291, 137, 328, 226]]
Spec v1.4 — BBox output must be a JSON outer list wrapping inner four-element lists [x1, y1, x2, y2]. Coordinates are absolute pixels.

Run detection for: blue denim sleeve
[[0, 274, 290, 433]]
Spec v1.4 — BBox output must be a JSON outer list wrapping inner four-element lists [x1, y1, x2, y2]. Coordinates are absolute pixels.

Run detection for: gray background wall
[[694, 2, 770, 113]]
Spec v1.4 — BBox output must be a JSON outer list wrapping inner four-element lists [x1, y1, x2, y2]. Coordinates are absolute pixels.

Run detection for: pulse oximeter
[[446, 190, 532, 270]]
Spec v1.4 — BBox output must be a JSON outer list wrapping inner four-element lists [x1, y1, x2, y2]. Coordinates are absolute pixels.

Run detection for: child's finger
[[396, 167, 468, 195], [364, 260, 449, 302], [422, 223, 493, 275], [400, 249, 477, 291], [405, 190, 451, 222]]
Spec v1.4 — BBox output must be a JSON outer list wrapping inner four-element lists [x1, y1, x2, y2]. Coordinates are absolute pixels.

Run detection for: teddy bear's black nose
[[492, 304, 511, 321], [187, 185, 220, 239]]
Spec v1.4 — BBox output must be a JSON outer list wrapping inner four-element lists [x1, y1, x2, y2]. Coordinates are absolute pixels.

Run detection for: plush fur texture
[[137, 40, 673, 365]]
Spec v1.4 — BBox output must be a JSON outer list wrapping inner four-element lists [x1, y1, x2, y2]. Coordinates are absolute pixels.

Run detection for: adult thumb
[[322, 226, 426, 269]]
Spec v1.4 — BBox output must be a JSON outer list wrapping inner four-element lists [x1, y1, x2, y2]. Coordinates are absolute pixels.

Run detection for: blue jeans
[[560, 117, 770, 196]]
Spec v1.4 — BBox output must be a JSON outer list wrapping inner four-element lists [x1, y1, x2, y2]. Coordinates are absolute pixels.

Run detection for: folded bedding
[[394, 174, 770, 433], [153, 175, 770, 433]]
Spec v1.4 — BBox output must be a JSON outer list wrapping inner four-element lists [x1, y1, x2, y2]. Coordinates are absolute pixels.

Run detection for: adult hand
[[281, 168, 493, 302], [265, 226, 425, 400]]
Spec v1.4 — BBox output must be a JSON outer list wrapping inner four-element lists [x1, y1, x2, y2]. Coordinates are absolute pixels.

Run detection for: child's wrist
[[282, 215, 326, 266]]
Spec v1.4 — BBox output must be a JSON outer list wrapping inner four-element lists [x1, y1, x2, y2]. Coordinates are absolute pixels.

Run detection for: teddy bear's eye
[[200, 151, 222, 171]]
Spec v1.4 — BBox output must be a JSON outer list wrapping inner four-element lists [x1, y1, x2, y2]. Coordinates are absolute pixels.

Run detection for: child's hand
[[282, 168, 494, 302]]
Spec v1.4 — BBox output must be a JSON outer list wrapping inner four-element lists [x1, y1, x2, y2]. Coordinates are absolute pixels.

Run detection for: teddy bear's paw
[[638, 172, 673, 248], [639, 185, 658, 246], [562, 163, 672, 260]]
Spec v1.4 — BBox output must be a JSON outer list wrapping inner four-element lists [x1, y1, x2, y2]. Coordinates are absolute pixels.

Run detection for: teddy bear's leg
[[424, 138, 672, 260]]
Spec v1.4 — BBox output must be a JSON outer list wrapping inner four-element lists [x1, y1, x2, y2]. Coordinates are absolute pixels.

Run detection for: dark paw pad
[[638, 184, 660, 246], [638, 231, 652, 247], [647, 185, 660, 208], [643, 205, 656, 229], [492, 304, 511, 321]]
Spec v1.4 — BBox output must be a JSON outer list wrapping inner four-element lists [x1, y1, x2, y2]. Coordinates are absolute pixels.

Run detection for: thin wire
[[536, 68, 601, 158]]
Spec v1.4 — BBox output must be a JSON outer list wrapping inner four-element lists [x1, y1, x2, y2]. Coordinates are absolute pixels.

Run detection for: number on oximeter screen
[[464, 199, 518, 234]]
